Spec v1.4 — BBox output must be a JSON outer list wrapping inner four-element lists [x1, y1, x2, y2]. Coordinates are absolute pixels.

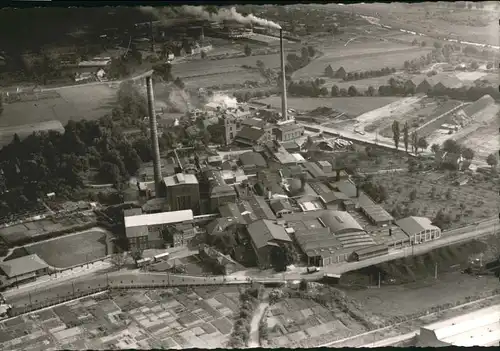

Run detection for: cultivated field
[[0, 286, 242, 350], [183, 70, 266, 89], [293, 46, 432, 80], [1, 84, 116, 127], [374, 170, 500, 227], [172, 53, 282, 78], [255, 96, 400, 116], [24, 227, 111, 268], [264, 286, 383, 348]]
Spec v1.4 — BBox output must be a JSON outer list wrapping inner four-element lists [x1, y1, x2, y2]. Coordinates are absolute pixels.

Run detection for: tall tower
[[279, 29, 288, 121], [146, 76, 163, 196]]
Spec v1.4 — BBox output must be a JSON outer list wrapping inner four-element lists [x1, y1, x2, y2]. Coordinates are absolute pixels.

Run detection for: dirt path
[[248, 300, 269, 348]]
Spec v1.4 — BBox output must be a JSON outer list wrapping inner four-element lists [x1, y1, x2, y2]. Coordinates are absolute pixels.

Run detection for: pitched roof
[[235, 126, 266, 142], [239, 152, 267, 168], [124, 210, 194, 228], [270, 198, 293, 213], [0, 254, 49, 278], [331, 179, 357, 198], [247, 219, 291, 249], [395, 216, 439, 236]]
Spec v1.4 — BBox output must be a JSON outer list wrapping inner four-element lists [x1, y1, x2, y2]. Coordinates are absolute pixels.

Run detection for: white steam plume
[[207, 93, 238, 109], [140, 5, 281, 30]]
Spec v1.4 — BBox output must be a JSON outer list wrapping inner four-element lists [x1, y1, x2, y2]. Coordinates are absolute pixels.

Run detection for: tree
[[431, 143, 440, 154], [299, 279, 308, 291], [331, 84, 340, 97], [412, 39, 419, 46], [421, 41, 427, 47], [347, 85, 358, 96], [486, 62, 493, 69], [392, 120, 400, 150], [417, 137, 428, 152], [433, 41, 442, 49], [244, 44, 252, 57], [339, 88, 348, 96], [432, 209, 452, 230], [462, 147, 474, 161], [404, 60, 411, 70], [366, 86, 375, 96], [443, 139, 461, 154], [486, 153, 498, 168], [320, 87, 328, 96], [470, 61, 479, 70], [402, 122, 409, 153], [130, 247, 143, 261], [174, 77, 185, 89], [409, 189, 417, 201], [111, 252, 127, 269], [99, 162, 121, 184], [200, 50, 207, 59], [307, 45, 316, 57], [301, 47, 309, 61], [0, 96, 3, 116], [411, 131, 418, 154]]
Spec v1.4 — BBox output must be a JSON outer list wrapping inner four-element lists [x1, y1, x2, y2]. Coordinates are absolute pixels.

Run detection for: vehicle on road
[[307, 266, 320, 273]]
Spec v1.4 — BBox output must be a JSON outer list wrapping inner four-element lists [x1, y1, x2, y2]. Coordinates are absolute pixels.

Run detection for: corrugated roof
[[320, 210, 364, 233], [395, 216, 439, 236], [0, 254, 48, 278], [124, 210, 193, 228], [247, 219, 291, 249]]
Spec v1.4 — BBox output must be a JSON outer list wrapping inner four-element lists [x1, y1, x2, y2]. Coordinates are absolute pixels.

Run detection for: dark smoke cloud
[[140, 5, 281, 30]]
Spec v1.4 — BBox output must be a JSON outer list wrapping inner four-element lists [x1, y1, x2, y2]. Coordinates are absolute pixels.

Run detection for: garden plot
[[355, 96, 424, 132], [373, 171, 499, 228], [265, 297, 368, 348]]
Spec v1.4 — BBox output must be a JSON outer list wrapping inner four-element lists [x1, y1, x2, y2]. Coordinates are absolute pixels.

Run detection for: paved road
[[362, 331, 417, 348]]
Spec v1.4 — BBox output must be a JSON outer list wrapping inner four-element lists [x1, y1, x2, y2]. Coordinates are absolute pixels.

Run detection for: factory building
[[273, 120, 304, 142], [163, 173, 200, 214], [203, 169, 237, 212], [124, 208, 194, 251], [395, 216, 441, 244], [246, 219, 292, 269]]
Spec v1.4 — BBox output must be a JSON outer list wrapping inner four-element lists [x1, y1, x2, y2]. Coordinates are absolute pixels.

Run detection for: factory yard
[[255, 96, 400, 116], [374, 170, 499, 229], [0, 286, 242, 350]]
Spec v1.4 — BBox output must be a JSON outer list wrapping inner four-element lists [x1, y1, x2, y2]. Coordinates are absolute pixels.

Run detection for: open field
[[23, 228, 111, 268], [354, 96, 424, 132], [373, 170, 500, 228], [255, 96, 400, 116], [338, 3, 500, 47], [183, 70, 266, 89], [172, 53, 281, 79], [293, 46, 432, 80], [320, 73, 405, 91], [1, 84, 116, 127], [0, 286, 242, 350]]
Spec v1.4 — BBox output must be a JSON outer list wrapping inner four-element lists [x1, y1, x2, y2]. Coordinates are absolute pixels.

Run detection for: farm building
[[358, 193, 394, 226], [281, 210, 377, 266], [417, 304, 500, 347], [395, 216, 441, 244], [0, 254, 49, 285], [246, 219, 292, 269], [123, 209, 194, 250]]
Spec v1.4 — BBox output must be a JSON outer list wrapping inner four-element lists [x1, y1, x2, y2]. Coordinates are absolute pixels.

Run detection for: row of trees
[[227, 286, 262, 348], [342, 67, 396, 81], [427, 85, 499, 102], [391, 120, 428, 154]]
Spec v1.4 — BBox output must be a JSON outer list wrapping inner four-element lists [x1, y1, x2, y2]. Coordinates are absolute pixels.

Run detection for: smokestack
[[279, 29, 288, 121], [150, 19, 155, 53], [146, 76, 163, 197]]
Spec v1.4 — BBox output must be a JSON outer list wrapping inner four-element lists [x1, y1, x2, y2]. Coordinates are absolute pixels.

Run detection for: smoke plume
[[140, 5, 281, 30], [206, 93, 238, 109]]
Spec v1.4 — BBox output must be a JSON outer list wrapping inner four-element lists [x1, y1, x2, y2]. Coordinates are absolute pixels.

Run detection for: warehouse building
[[0, 254, 50, 285], [358, 193, 394, 226], [281, 210, 377, 266], [417, 304, 500, 347], [124, 209, 194, 251], [247, 219, 292, 269], [395, 216, 441, 244]]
